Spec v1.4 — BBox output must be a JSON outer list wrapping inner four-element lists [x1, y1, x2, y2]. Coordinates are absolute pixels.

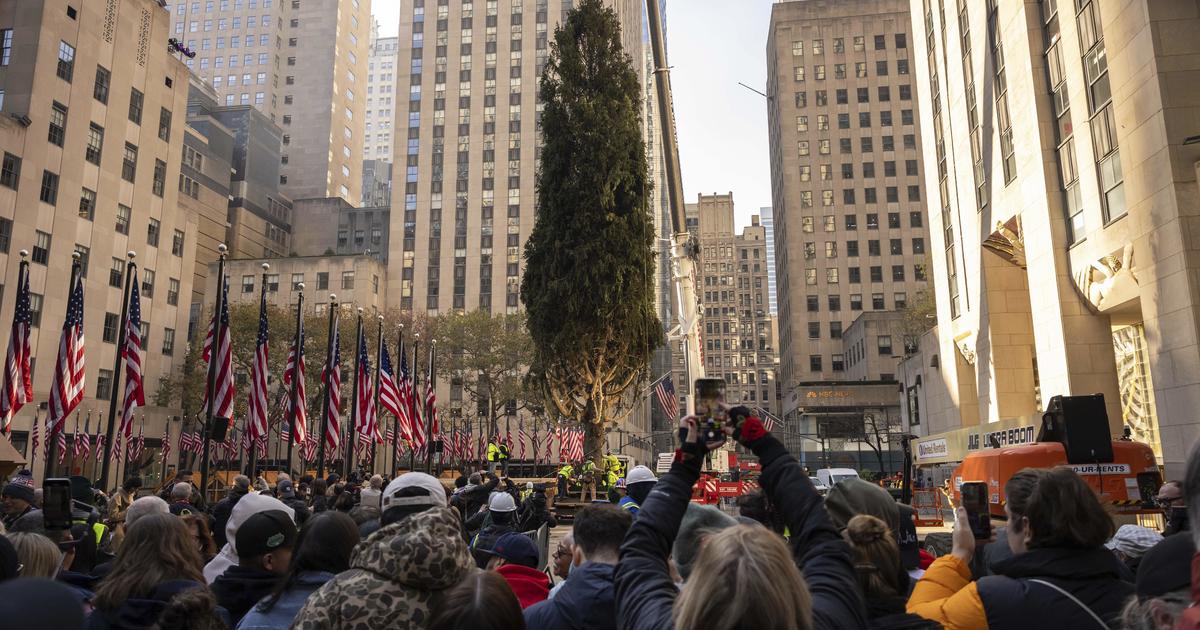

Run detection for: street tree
[[433, 310, 534, 434], [522, 0, 661, 465]]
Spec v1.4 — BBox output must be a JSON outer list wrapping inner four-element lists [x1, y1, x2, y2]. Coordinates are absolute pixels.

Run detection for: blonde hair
[[672, 524, 813, 630], [7, 532, 63, 578], [842, 514, 904, 599]]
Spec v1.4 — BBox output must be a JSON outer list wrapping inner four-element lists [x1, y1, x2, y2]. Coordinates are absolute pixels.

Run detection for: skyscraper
[[767, 0, 931, 403], [387, 0, 643, 315], [908, 0, 1200, 476], [760, 206, 777, 315], [168, 0, 370, 204], [364, 22, 398, 167]]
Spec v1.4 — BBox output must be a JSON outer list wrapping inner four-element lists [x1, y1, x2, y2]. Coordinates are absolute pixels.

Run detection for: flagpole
[[285, 284, 303, 476], [5, 252, 29, 439], [316, 293, 337, 479], [45, 253, 82, 481], [68, 412, 78, 475], [199, 244, 227, 507], [371, 315, 383, 476], [391, 324, 403, 477], [425, 339, 435, 475], [344, 307, 363, 479], [99, 252, 136, 490], [245, 262, 269, 477], [409, 334, 419, 472]]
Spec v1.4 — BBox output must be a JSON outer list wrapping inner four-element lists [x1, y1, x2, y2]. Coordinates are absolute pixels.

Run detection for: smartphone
[[694, 378, 726, 442], [43, 478, 72, 531], [960, 481, 991, 540]]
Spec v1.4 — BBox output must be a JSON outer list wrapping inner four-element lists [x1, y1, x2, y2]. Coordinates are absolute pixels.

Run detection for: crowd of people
[[0, 404, 1197, 630]]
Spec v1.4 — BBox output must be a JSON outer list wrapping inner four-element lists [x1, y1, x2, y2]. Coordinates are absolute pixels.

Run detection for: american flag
[[202, 276, 235, 425], [160, 423, 171, 463], [79, 414, 92, 461], [302, 434, 318, 463], [378, 343, 404, 430], [29, 414, 38, 462], [48, 273, 86, 441], [518, 421, 529, 460], [0, 263, 32, 432], [568, 430, 584, 461], [424, 346, 438, 440], [385, 425, 395, 446], [354, 331, 376, 444], [531, 424, 540, 464], [130, 421, 145, 461], [71, 414, 82, 459], [120, 269, 144, 440], [545, 426, 554, 462], [408, 351, 426, 453], [396, 344, 415, 445], [110, 433, 123, 464], [57, 428, 67, 464], [94, 433, 104, 464], [180, 429, 196, 454], [755, 407, 779, 432], [247, 287, 270, 446], [653, 375, 677, 418], [322, 311, 342, 451], [283, 329, 307, 445]]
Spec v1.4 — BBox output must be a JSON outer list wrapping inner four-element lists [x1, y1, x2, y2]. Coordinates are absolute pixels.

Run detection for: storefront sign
[[912, 417, 1038, 465], [917, 438, 949, 460]]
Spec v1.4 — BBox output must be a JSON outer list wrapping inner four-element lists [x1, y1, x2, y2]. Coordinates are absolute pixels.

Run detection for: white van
[[816, 468, 861, 488]]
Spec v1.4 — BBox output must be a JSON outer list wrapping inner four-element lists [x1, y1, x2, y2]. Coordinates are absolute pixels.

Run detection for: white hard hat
[[489, 492, 517, 513], [627, 465, 658, 485]]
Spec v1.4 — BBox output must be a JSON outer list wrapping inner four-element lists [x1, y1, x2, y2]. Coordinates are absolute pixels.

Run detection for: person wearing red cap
[[482, 531, 550, 609]]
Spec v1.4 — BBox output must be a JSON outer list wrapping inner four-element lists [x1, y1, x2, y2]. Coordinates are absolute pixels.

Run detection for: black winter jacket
[[525, 562, 618, 630], [614, 432, 867, 630], [976, 546, 1134, 629]]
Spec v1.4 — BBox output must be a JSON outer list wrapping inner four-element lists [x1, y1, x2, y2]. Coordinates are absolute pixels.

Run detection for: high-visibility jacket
[[604, 454, 622, 474], [557, 464, 574, 478], [617, 495, 640, 515], [487, 443, 501, 462]]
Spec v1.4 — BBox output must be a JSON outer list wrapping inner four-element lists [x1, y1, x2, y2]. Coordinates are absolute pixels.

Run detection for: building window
[[832, 354, 845, 372], [878, 335, 893, 356], [121, 143, 138, 182], [152, 160, 166, 196], [128, 88, 144, 124], [158, 108, 172, 141], [342, 271, 355, 290], [56, 41, 75, 81], [809, 355, 822, 372], [0, 153, 19, 189], [39, 170, 58, 205], [141, 269, 155, 297], [93, 65, 110, 103], [32, 231, 50, 265], [0, 29, 11, 66], [872, 293, 886, 310], [109, 258, 124, 287], [242, 275, 255, 293], [115, 204, 130, 234], [103, 312, 119, 343], [162, 328, 176, 356], [172, 230, 185, 256], [265, 274, 279, 292], [79, 188, 96, 220], [96, 369, 114, 400], [316, 272, 329, 290], [85, 123, 103, 165], [167, 278, 180, 305], [48, 102, 67, 147], [291, 273, 304, 289], [147, 218, 161, 247]]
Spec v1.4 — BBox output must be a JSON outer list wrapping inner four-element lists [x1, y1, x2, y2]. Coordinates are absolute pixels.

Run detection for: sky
[[370, 0, 775, 230]]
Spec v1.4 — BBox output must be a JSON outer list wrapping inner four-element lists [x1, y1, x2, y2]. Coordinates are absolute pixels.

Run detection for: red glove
[[729, 406, 768, 444]]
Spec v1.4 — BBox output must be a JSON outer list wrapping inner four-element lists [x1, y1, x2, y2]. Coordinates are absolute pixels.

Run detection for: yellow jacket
[[907, 554, 988, 630], [487, 443, 501, 462]]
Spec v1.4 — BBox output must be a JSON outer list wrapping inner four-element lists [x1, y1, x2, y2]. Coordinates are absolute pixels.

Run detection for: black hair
[[573, 504, 632, 558], [122, 477, 143, 492], [257, 511, 360, 613]]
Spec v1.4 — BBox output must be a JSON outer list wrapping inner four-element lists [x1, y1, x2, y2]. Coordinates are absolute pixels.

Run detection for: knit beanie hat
[[824, 478, 899, 531], [2, 470, 35, 505], [673, 503, 737, 580]]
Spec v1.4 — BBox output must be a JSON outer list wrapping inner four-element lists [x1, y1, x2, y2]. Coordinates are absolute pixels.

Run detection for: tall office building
[[0, 0, 204, 479], [680, 194, 779, 416], [387, 0, 643, 315], [907, 0, 1200, 476], [760, 206, 778, 315], [364, 23, 398, 165], [168, 0, 370, 204], [767, 0, 931, 405]]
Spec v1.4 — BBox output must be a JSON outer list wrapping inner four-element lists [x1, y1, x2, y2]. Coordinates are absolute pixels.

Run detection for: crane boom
[[646, 0, 703, 413]]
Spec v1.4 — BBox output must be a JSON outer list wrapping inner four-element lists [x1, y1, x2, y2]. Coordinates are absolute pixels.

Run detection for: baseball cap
[[381, 472, 447, 511], [488, 492, 517, 513], [235, 510, 298, 559], [1106, 524, 1163, 558], [628, 465, 657, 485], [482, 532, 539, 568], [1135, 531, 1192, 601]]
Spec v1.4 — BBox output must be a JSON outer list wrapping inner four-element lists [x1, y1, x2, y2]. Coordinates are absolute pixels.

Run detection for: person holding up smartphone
[[614, 404, 867, 630]]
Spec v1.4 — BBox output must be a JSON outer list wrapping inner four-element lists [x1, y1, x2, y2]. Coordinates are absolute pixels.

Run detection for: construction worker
[[579, 459, 598, 503], [498, 439, 511, 476], [487, 438, 502, 474], [556, 462, 574, 498], [619, 465, 657, 517]]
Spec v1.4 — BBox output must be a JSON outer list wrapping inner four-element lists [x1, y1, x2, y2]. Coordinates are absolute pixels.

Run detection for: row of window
[[797, 134, 916, 156], [793, 59, 911, 82], [791, 34, 908, 56], [803, 264, 926, 285], [802, 212, 923, 235], [794, 85, 912, 108], [804, 290, 911, 318], [240, 271, 378, 294], [797, 109, 916, 132], [803, 238, 926, 258]]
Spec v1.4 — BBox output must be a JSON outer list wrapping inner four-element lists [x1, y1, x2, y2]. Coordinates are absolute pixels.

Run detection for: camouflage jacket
[[292, 506, 473, 629]]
